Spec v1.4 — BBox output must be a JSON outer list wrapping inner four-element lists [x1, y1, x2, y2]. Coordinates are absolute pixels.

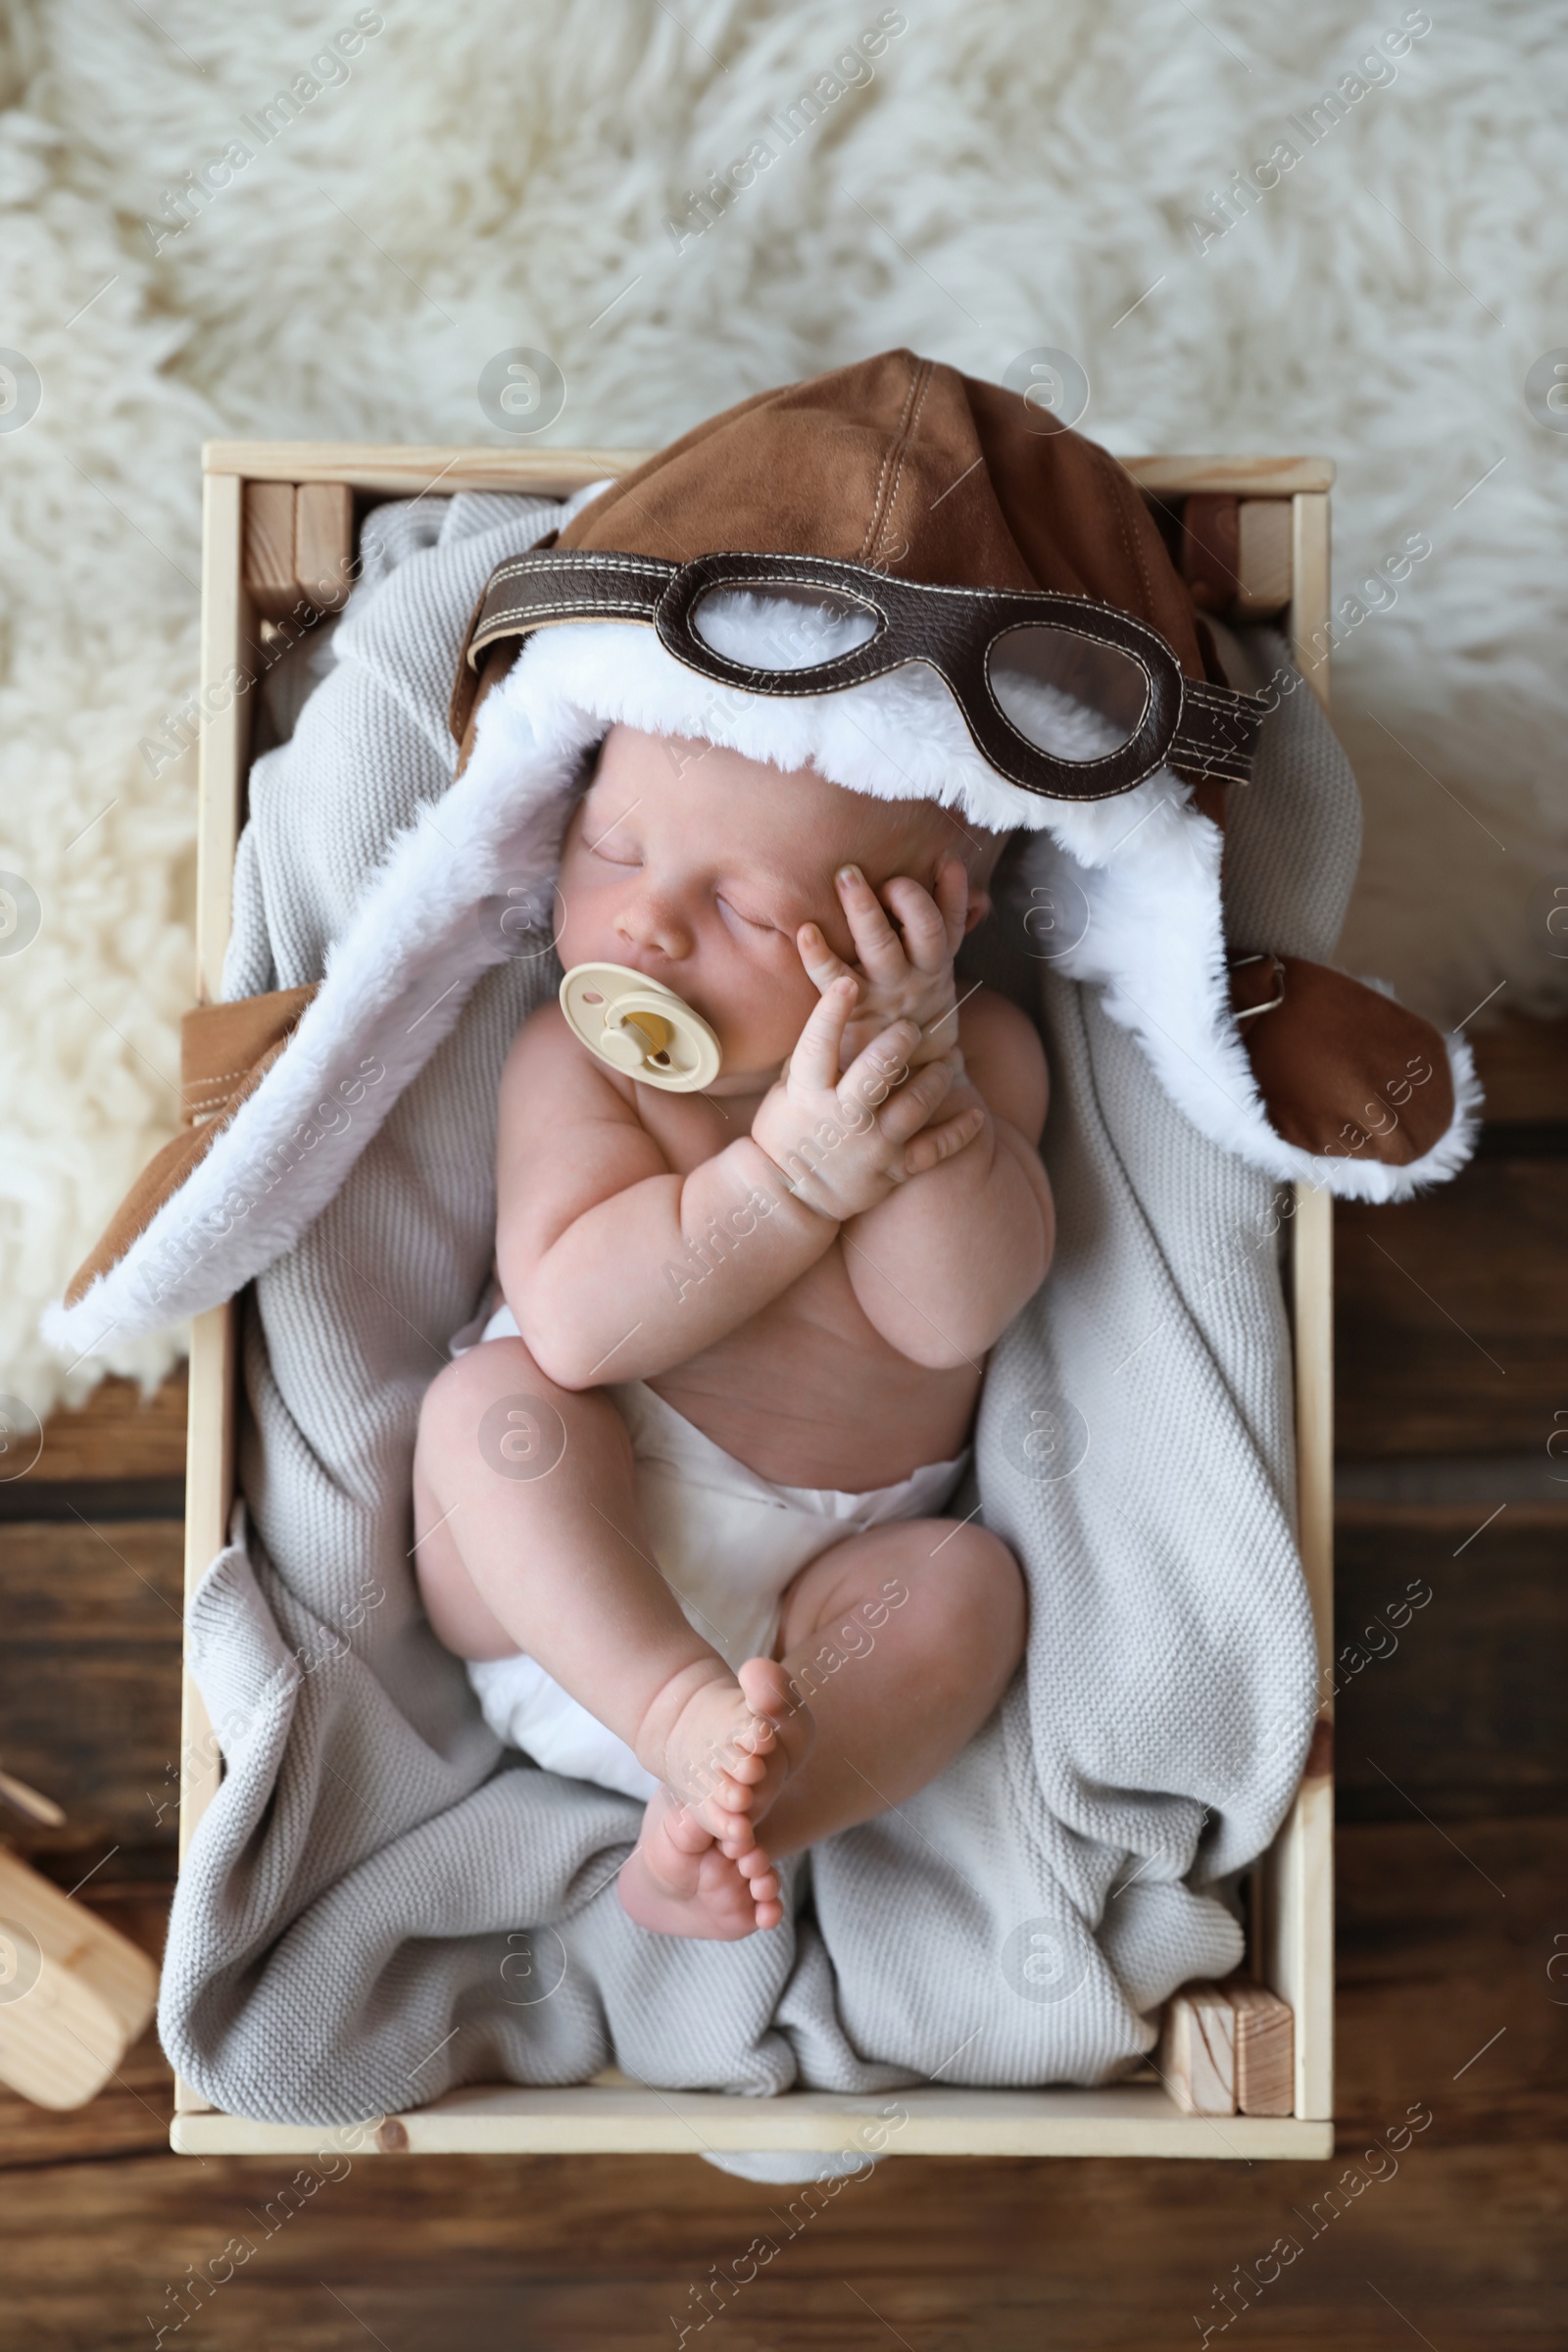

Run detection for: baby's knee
[[416, 1333, 551, 1458], [928, 1525, 1026, 1669], [417, 1332, 634, 1489]]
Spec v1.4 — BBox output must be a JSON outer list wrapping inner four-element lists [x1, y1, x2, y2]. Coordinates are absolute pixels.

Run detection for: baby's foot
[[617, 1787, 783, 1939], [657, 1656, 809, 1850]]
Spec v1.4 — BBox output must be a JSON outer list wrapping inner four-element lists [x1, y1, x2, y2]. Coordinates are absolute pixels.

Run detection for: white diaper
[[457, 1298, 968, 1801]]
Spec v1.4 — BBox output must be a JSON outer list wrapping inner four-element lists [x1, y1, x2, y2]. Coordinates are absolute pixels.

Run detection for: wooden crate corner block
[[294, 480, 355, 612], [1235, 498, 1294, 615], [1179, 493, 1295, 619], [1229, 1980, 1296, 2116], [1159, 1977, 1295, 2118], [240, 479, 299, 621]]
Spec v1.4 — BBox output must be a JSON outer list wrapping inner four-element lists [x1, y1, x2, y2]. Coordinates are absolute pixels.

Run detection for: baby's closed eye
[[716, 893, 779, 934], [584, 822, 641, 866]]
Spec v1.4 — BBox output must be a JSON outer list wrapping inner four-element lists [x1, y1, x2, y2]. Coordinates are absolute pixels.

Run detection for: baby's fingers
[[796, 920, 857, 1001], [873, 1054, 956, 1144], [790, 975, 858, 1093], [838, 1020, 922, 1119], [936, 852, 971, 956], [881, 870, 955, 972], [836, 864, 909, 982], [896, 1102, 986, 1177]]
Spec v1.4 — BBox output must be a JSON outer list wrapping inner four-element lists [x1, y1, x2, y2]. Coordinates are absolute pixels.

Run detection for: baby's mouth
[[612, 954, 714, 1024], [591, 955, 782, 1095]]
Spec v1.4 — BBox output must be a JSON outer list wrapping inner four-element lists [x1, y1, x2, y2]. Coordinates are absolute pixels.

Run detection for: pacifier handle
[[559, 962, 722, 1093]]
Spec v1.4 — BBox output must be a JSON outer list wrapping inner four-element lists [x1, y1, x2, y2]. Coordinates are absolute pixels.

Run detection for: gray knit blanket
[[158, 489, 1344, 2124]]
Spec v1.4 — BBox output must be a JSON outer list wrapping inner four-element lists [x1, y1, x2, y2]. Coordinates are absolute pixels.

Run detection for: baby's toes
[[735, 1841, 779, 1903], [737, 1847, 784, 1932], [708, 1763, 760, 1816], [714, 1805, 765, 1859], [738, 1656, 812, 1773], [690, 1780, 759, 1847], [737, 1655, 794, 1732], [736, 1709, 777, 1758], [695, 1849, 771, 1936]]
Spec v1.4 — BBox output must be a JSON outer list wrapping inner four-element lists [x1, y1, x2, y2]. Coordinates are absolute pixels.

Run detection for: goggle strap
[[453, 548, 1269, 794], [449, 553, 672, 740], [1169, 675, 1271, 784]]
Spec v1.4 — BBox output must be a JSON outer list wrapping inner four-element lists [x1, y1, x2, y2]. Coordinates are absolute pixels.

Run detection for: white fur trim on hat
[[43, 611, 1477, 1355]]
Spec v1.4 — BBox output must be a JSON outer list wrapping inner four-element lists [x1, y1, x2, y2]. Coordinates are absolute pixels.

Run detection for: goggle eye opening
[[681, 574, 885, 677], [985, 621, 1155, 764]]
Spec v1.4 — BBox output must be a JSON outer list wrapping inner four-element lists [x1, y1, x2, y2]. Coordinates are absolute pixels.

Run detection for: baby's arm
[[841, 991, 1054, 1368], [497, 982, 963, 1390]]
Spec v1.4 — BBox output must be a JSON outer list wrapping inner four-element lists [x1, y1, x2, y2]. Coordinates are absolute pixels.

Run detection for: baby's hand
[[751, 977, 983, 1222], [798, 857, 968, 1074]]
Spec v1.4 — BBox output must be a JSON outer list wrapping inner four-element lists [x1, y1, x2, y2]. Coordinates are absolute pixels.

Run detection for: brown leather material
[[64, 984, 318, 1304], [454, 639, 521, 775], [179, 986, 318, 1123], [450, 531, 560, 745], [561, 353, 1206, 653], [1232, 955, 1454, 1167], [1181, 494, 1241, 613], [448, 581, 496, 746], [456, 349, 1234, 739], [1184, 615, 1231, 833], [455, 546, 1267, 803]]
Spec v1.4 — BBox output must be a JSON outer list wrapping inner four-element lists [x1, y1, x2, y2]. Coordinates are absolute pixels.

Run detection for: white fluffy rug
[[2, 0, 1563, 1411]]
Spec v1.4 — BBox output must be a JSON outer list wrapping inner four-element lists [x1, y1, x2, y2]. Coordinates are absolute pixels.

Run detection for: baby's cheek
[[715, 955, 816, 1063], [552, 866, 619, 965]]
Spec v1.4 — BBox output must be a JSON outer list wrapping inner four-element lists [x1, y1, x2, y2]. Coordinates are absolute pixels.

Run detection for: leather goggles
[[452, 547, 1268, 804]]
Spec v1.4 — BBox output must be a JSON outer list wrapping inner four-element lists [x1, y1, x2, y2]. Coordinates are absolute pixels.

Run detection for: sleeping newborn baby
[[413, 721, 1054, 1938]]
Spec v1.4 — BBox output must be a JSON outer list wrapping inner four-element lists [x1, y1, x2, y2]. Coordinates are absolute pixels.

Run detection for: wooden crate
[[172, 443, 1336, 2160]]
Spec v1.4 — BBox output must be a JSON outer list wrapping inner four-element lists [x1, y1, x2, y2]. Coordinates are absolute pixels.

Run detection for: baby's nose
[[616, 888, 693, 962]]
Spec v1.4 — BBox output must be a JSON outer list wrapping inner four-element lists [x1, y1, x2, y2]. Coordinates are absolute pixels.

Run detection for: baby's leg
[[414, 1334, 644, 1662], [414, 1338, 802, 1928], [738, 1518, 1026, 1862]]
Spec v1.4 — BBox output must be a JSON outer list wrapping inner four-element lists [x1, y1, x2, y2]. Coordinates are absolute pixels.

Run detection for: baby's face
[[554, 726, 983, 1089]]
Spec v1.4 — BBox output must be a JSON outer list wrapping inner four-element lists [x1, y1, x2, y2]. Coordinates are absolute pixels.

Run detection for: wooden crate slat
[[1289, 490, 1332, 709], [206, 441, 648, 495], [197, 471, 250, 1004], [206, 441, 1334, 500], [172, 2082, 1332, 2160], [1125, 454, 1334, 495]]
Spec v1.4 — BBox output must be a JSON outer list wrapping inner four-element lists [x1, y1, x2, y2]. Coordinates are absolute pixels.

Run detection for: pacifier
[[559, 962, 722, 1092]]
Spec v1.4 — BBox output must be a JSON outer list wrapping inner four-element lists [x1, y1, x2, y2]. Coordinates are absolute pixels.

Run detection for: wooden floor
[[1, 1017, 1563, 2350]]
